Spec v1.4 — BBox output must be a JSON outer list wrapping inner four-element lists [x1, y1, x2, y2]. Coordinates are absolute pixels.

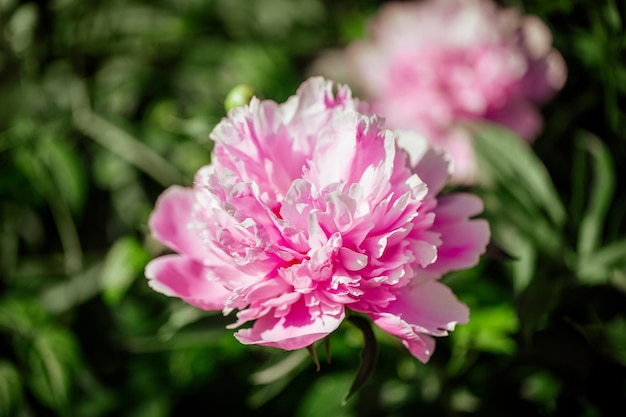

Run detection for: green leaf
[[40, 263, 103, 314], [0, 297, 49, 336], [92, 149, 137, 190], [520, 371, 562, 406], [603, 0, 622, 32], [472, 122, 566, 228], [343, 315, 378, 405], [578, 238, 626, 284], [13, 146, 84, 273], [490, 222, 537, 294], [39, 136, 87, 214], [248, 368, 303, 409], [453, 305, 518, 355], [296, 373, 355, 417], [5, 3, 37, 53], [603, 317, 626, 366], [24, 327, 80, 415], [13, 147, 55, 199], [482, 189, 562, 255], [100, 235, 150, 305], [168, 348, 217, 387], [517, 278, 562, 344], [249, 350, 309, 385], [247, 350, 311, 408], [0, 361, 22, 417], [127, 397, 171, 417], [73, 108, 186, 187], [575, 133, 616, 258]]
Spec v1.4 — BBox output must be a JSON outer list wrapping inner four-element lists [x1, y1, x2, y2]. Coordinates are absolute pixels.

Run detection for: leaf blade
[[343, 315, 378, 405]]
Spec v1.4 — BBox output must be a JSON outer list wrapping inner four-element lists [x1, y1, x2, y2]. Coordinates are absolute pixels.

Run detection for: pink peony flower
[[324, 0, 567, 183], [145, 77, 490, 362]]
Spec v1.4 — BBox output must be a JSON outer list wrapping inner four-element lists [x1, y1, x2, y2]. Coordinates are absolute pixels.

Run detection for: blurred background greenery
[[0, 0, 624, 416]]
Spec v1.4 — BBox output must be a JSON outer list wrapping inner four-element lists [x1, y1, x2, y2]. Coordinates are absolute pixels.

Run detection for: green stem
[[73, 109, 186, 187]]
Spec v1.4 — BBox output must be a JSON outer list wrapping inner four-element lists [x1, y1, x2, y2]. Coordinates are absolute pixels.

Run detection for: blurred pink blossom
[[314, 0, 566, 183], [145, 77, 490, 362]]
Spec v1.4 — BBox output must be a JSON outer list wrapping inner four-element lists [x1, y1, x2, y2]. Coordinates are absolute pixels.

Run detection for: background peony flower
[[313, 0, 567, 184], [145, 76, 490, 362]]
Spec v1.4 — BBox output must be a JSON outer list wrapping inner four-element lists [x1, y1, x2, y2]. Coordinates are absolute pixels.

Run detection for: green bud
[[224, 84, 255, 112]]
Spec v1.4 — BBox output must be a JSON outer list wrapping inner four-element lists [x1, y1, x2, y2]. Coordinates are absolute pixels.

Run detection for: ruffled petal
[[396, 129, 454, 193]]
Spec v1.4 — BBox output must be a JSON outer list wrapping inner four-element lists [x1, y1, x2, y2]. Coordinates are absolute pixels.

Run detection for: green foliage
[[0, 0, 624, 416], [0, 361, 22, 417], [100, 236, 150, 306]]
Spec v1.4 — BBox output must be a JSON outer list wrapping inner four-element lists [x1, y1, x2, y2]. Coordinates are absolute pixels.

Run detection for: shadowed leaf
[[23, 327, 80, 416], [0, 361, 22, 417], [575, 133, 615, 257], [343, 315, 378, 405], [472, 122, 566, 228], [101, 235, 150, 306]]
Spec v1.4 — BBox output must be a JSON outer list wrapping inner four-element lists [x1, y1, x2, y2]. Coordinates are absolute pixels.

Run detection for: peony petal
[[435, 193, 485, 220], [425, 194, 490, 277], [149, 186, 207, 261], [370, 280, 470, 362], [339, 247, 368, 271], [234, 298, 345, 350], [145, 255, 231, 311], [372, 313, 436, 363], [396, 130, 454, 193]]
